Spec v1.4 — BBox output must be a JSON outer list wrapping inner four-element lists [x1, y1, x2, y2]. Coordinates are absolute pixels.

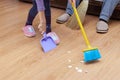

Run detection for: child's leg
[[25, 0, 38, 25], [44, 0, 51, 33], [23, 0, 37, 37]]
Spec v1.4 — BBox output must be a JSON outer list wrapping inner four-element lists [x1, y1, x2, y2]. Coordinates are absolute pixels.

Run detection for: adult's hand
[[69, 0, 76, 7]]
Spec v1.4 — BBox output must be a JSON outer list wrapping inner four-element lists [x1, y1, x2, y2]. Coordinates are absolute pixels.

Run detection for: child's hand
[[38, 22, 46, 34], [38, 11, 46, 34]]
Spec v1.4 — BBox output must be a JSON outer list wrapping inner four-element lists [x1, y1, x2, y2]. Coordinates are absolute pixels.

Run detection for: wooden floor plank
[[0, 0, 120, 80]]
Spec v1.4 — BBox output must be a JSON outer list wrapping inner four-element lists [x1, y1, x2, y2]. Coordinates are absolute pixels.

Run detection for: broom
[[71, 1, 101, 62], [66, 0, 89, 30]]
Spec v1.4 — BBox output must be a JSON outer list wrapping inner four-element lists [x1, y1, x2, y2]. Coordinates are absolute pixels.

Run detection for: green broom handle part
[[72, 2, 92, 48]]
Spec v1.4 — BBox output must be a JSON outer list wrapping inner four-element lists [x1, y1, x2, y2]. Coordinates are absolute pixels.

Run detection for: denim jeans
[[66, 0, 81, 16], [99, 0, 120, 22], [66, 0, 120, 22]]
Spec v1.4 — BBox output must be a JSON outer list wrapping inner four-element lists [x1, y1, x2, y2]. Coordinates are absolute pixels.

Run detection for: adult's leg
[[56, 0, 81, 24], [66, 0, 81, 15], [99, 0, 120, 22], [97, 0, 120, 33]]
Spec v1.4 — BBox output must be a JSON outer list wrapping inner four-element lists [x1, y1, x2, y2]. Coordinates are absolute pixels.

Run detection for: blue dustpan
[[40, 33, 57, 53]]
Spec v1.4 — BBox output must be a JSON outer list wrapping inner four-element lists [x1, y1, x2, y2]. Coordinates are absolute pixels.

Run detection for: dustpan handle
[[43, 32, 47, 38], [71, 2, 92, 48]]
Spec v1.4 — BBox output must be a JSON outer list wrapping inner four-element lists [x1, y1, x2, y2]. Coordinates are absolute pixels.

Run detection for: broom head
[[83, 48, 101, 62]]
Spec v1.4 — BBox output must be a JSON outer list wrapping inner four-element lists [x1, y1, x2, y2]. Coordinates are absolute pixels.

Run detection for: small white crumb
[[68, 59, 71, 62], [80, 61, 84, 63], [67, 51, 71, 53], [75, 67, 79, 70], [77, 69, 82, 73], [68, 65, 72, 68], [85, 70, 88, 73], [75, 67, 83, 73]]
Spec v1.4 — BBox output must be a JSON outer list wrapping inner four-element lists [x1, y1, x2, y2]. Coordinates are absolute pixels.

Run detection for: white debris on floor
[[67, 63, 88, 73], [67, 51, 71, 53], [68, 65, 72, 68], [75, 67, 83, 73], [75, 67, 79, 70], [68, 59, 72, 62], [77, 69, 83, 73], [85, 70, 88, 73], [80, 60, 84, 63], [66, 51, 88, 73]]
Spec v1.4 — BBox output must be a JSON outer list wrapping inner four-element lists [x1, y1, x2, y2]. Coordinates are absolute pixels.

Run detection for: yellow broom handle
[[72, 2, 91, 48]]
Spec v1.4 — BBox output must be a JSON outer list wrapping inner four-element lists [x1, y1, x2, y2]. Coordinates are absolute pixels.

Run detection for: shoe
[[47, 32, 60, 45], [96, 20, 109, 33], [22, 25, 36, 37], [56, 13, 70, 24]]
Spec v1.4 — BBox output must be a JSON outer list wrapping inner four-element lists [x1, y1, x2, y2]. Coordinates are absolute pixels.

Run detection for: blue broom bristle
[[83, 49, 101, 62]]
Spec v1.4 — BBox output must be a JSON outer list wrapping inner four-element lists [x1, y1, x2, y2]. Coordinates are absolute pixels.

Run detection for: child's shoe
[[47, 32, 60, 45], [23, 25, 36, 37]]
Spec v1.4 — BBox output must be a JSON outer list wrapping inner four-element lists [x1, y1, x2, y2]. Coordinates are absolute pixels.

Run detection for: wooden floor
[[0, 0, 120, 80]]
